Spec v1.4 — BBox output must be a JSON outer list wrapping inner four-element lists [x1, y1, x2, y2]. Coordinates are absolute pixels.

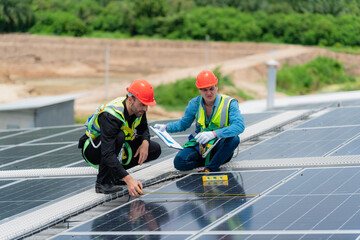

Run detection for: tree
[[0, 0, 34, 32]]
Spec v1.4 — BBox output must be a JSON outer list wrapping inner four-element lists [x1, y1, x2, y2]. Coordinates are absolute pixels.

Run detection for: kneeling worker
[[78, 79, 161, 196], [155, 70, 244, 172]]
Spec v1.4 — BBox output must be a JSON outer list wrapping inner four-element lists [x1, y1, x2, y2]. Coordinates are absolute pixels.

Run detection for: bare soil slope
[[1, 34, 359, 119]]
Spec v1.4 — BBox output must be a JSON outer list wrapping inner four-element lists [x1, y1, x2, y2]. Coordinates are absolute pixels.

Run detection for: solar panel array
[[1, 104, 360, 240]]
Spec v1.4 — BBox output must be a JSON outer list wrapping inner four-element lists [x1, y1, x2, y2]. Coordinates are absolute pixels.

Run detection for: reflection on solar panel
[[52, 167, 360, 239], [53, 170, 297, 239]]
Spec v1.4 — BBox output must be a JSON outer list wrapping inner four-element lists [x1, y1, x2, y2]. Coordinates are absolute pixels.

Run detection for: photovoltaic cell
[[0, 144, 68, 168], [0, 129, 26, 138], [0, 126, 80, 145], [214, 167, 360, 232], [1, 144, 83, 170], [297, 107, 360, 128], [331, 136, 360, 156], [53, 235, 191, 240], [198, 234, 359, 240], [0, 177, 94, 222], [243, 112, 280, 126], [59, 170, 296, 236], [0, 180, 15, 187], [233, 126, 360, 160], [34, 127, 84, 143]]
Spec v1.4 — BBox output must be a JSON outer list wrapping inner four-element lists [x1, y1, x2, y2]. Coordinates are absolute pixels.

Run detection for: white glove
[[195, 131, 216, 145], [154, 124, 167, 132]]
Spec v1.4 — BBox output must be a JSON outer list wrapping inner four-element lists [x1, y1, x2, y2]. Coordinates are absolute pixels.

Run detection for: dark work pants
[[83, 132, 161, 184], [173, 136, 239, 172]]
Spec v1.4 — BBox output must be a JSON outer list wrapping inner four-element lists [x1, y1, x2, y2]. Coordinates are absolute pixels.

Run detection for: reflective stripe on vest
[[196, 94, 233, 131], [85, 97, 142, 141]]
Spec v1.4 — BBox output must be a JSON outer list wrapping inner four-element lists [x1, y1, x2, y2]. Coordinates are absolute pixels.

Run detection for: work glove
[[195, 131, 216, 145], [154, 124, 167, 132]]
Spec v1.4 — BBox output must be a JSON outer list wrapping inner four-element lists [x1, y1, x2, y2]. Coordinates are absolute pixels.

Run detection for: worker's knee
[[224, 136, 240, 150], [149, 141, 161, 160], [174, 155, 187, 171]]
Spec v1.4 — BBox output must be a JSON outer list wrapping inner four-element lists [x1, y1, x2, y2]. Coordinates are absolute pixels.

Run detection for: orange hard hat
[[196, 70, 218, 88], [127, 79, 156, 106]]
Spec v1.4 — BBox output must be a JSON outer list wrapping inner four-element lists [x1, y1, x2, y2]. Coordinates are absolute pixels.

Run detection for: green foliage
[[154, 77, 199, 110], [277, 57, 356, 95], [29, 10, 87, 36], [0, 0, 34, 32], [154, 68, 252, 110], [4, 0, 360, 48]]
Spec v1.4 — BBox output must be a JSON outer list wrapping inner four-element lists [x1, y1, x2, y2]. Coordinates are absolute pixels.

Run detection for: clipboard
[[150, 126, 183, 150]]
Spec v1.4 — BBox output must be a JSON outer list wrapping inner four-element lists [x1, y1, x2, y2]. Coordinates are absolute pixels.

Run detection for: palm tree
[[0, 0, 34, 32]]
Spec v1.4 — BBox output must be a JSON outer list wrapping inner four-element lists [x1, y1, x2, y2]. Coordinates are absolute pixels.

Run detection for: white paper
[[150, 126, 183, 150]]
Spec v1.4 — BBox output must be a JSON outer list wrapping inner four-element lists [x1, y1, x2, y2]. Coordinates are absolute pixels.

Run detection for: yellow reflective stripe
[[220, 96, 232, 128], [196, 94, 233, 130]]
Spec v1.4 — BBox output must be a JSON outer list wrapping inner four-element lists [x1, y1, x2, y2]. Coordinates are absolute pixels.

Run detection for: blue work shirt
[[166, 94, 245, 139]]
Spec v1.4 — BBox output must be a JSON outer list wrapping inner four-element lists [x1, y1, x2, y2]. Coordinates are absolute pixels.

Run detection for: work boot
[[95, 183, 123, 194]]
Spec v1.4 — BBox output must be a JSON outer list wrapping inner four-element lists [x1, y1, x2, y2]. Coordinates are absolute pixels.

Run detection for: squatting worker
[[154, 70, 244, 172], [78, 79, 161, 196]]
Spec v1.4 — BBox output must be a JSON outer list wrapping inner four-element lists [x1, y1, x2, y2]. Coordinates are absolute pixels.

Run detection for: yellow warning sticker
[[202, 175, 228, 181]]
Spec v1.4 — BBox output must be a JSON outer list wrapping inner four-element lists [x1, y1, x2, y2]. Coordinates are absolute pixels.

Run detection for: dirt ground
[[1, 34, 359, 120]]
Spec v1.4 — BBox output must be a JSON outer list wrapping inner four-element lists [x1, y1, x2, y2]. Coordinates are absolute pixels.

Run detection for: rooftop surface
[[0, 91, 360, 240]]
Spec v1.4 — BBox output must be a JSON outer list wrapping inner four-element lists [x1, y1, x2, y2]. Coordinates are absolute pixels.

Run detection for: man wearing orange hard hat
[[78, 79, 161, 196], [155, 70, 245, 172]]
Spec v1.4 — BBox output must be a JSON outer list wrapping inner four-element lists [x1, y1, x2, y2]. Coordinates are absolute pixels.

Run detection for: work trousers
[[174, 136, 239, 172]]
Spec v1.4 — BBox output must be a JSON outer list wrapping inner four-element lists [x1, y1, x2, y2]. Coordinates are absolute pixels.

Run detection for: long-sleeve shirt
[[97, 99, 150, 178], [166, 94, 245, 139]]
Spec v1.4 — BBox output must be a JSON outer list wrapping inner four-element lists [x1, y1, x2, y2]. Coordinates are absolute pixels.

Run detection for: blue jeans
[[174, 136, 240, 172]]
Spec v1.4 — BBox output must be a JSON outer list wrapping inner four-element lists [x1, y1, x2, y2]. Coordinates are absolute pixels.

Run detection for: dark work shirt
[[96, 98, 150, 179]]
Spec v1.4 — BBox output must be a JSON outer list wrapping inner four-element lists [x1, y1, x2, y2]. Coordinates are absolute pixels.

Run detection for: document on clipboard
[[150, 126, 183, 150]]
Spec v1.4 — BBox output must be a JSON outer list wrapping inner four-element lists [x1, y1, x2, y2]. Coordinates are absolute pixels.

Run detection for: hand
[[134, 140, 149, 166], [123, 175, 143, 197], [195, 131, 216, 145], [128, 200, 145, 223], [154, 124, 166, 131]]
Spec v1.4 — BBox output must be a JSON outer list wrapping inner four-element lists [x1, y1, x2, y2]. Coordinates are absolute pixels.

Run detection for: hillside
[[1, 34, 359, 119]]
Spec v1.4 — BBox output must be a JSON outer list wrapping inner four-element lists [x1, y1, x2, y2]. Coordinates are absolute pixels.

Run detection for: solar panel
[[0, 144, 83, 170], [0, 144, 69, 168], [53, 170, 297, 238], [0, 177, 94, 223], [0, 129, 26, 138], [297, 107, 360, 128], [233, 126, 360, 160], [212, 167, 360, 237], [1, 98, 359, 240], [243, 112, 280, 126], [331, 136, 360, 156], [33, 127, 84, 143], [0, 126, 80, 145]]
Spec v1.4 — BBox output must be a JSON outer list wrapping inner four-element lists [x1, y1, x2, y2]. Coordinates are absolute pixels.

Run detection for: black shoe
[[95, 183, 123, 194]]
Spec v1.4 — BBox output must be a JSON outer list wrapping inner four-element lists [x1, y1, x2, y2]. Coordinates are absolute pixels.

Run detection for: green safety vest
[[184, 94, 234, 165], [83, 97, 142, 168]]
